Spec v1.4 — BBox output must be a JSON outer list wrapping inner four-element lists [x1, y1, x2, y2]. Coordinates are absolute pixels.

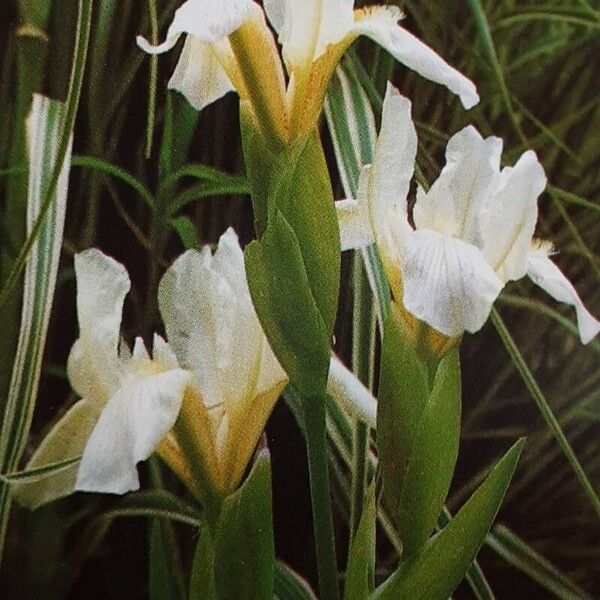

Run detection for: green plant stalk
[[303, 393, 340, 600], [349, 252, 376, 542], [491, 309, 600, 519]]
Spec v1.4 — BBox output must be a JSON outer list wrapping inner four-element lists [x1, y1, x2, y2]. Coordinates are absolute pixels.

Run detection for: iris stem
[[302, 392, 340, 600]]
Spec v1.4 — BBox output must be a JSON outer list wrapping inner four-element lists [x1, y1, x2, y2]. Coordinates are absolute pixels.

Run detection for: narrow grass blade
[[466, 0, 527, 143], [486, 525, 593, 600], [71, 154, 156, 209], [0, 457, 80, 484], [491, 309, 600, 519]]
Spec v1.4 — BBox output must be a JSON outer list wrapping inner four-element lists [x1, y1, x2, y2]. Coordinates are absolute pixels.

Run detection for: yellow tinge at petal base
[[220, 379, 288, 495], [142, 0, 479, 149], [158, 229, 289, 502]]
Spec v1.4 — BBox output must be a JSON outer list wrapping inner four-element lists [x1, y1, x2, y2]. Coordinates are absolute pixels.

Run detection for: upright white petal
[[369, 84, 417, 230], [211, 227, 249, 299], [263, 0, 287, 33], [527, 249, 600, 345], [400, 229, 504, 336], [152, 334, 180, 370], [159, 230, 265, 410], [316, 0, 356, 58], [68, 249, 130, 405], [265, 0, 354, 70], [355, 6, 479, 109], [168, 37, 235, 111], [327, 355, 376, 429], [482, 150, 547, 281], [413, 126, 502, 242], [137, 0, 253, 54], [266, 0, 321, 70], [158, 249, 224, 408], [76, 368, 192, 494]]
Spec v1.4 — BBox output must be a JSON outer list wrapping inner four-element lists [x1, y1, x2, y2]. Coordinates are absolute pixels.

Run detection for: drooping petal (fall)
[[168, 37, 236, 111], [413, 126, 502, 242], [137, 0, 253, 54], [481, 150, 547, 282], [76, 358, 191, 495], [400, 229, 504, 337], [355, 6, 479, 109], [68, 249, 130, 406], [527, 247, 600, 345]]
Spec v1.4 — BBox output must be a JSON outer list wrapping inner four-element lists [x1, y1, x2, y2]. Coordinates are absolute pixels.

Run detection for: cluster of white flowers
[[17, 0, 598, 509]]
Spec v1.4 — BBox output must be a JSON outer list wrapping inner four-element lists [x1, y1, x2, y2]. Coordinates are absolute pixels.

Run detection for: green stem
[[491, 309, 600, 519], [303, 393, 340, 600], [349, 252, 376, 541]]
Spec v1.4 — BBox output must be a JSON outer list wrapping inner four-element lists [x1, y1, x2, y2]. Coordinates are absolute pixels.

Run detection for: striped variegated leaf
[[324, 65, 390, 324], [0, 94, 73, 548]]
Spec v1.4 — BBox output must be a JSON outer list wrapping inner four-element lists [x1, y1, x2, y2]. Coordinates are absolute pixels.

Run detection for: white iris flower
[[338, 84, 600, 344], [15, 230, 287, 506], [16, 229, 373, 508], [137, 0, 478, 141]]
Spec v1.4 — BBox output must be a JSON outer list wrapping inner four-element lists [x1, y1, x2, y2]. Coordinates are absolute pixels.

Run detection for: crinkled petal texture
[[413, 126, 503, 241], [159, 228, 280, 410], [137, 0, 253, 54], [414, 127, 546, 285], [76, 343, 191, 494], [527, 249, 600, 345], [168, 37, 235, 111], [480, 151, 546, 281], [400, 229, 504, 337], [355, 6, 479, 109]]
